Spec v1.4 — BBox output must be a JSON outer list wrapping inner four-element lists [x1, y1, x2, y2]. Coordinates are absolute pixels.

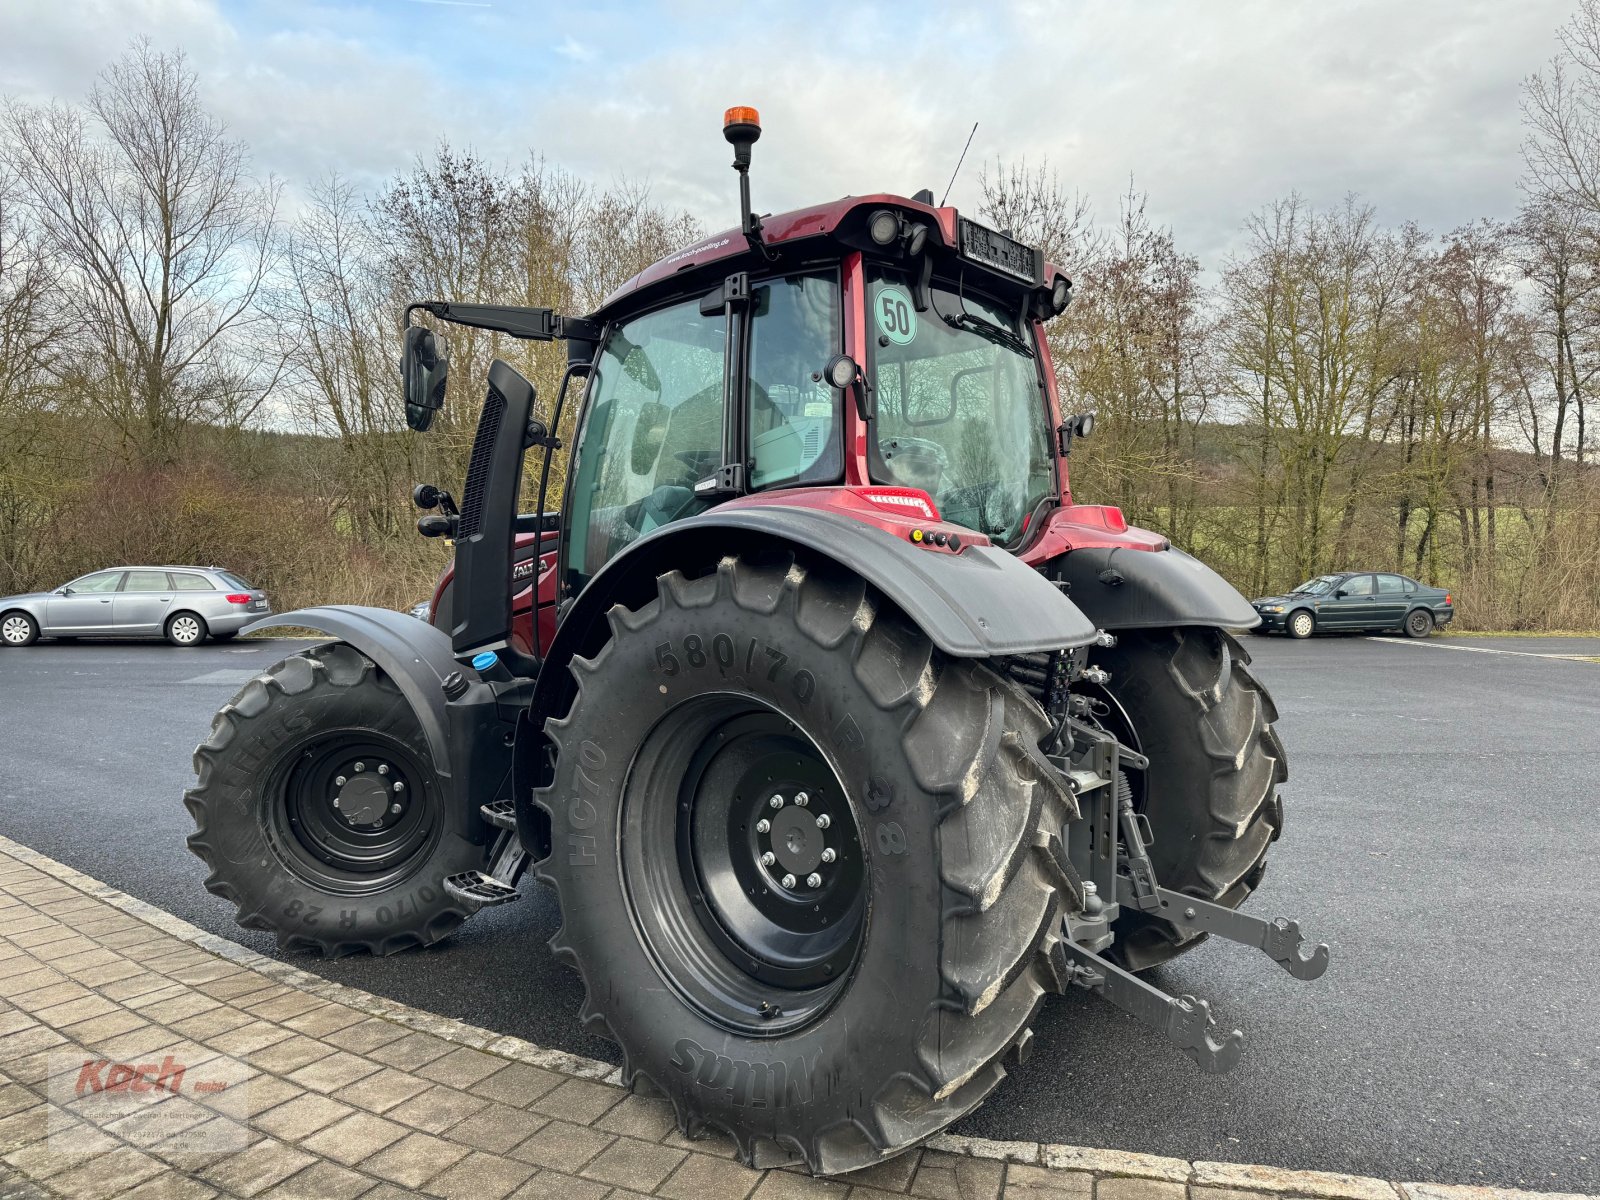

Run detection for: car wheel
[[165, 612, 208, 646], [1, 612, 39, 647], [1403, 609, 1434, 639], [1287, 609, 1315, 639]]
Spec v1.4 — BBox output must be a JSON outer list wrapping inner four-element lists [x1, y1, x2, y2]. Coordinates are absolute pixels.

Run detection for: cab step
[[480, 799, 517, 831], [443, 871, 521, 908]]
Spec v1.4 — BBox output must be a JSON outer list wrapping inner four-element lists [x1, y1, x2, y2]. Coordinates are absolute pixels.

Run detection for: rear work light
[[851, 487, 941, 521], [225, 594, 252, 604]]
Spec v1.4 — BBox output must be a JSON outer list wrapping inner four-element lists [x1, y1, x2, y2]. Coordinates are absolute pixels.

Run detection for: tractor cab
[[405, 107, 1083, 672]]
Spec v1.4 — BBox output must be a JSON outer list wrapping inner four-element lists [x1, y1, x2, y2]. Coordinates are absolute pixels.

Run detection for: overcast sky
[[0, 0, 1579, 265]]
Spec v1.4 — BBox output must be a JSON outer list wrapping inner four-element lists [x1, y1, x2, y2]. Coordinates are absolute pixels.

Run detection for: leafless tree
[[2, 40, 281, 465]]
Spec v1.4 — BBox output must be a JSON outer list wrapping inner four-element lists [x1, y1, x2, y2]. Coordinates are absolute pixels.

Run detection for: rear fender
[[520, 493, 1098, 853]]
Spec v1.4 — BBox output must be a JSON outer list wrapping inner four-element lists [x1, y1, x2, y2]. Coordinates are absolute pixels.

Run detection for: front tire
[[166, 612, 208, 646], [184, 643, 489, 955], [1, 612, 39, 647], [1287, 609, 1315, 639], [536, 554, 1077, 1173], [1088, 628, 1287, 971], [1403, 609, 1434, 639]]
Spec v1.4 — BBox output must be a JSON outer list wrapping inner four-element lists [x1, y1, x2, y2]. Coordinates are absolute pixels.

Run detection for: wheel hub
[[268, 735, 434, 891], [762, 797, 827, 882]]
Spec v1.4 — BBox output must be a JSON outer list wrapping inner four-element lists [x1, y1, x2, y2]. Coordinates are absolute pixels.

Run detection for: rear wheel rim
[[171, 616, 201, 643], [1409, 611, 1430, 636], [2, 617, 31, 644], [621, 696, 867, 1036]]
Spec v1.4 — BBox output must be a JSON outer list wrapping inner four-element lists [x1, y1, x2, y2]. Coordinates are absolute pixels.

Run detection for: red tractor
[[186, 109, 1325, 1174]]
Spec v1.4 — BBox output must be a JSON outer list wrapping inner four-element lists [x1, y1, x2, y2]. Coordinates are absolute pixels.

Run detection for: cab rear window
[[170, 573, 213, 591], [218, 572, 253, 591]]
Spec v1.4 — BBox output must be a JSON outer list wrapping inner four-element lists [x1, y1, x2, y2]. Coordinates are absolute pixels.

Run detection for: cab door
[[45, 571, 125, 632], [113, 569, 177, 634]]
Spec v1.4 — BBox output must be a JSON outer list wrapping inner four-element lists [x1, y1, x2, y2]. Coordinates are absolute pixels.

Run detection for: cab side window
[[170, 573, 213, 592], [565, 297, 727, 583], [1377, 574, 1406, 595]]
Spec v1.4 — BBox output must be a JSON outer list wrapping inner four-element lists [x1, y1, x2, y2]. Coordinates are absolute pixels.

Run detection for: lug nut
[[393, 781, 405, 793], [391, 803, 403, 815], [794, 791, 809, 807], [806, 873, 822, 888], [781, 873, 797, 889], [335, 775, 347, 787], [354, 762, 366, 772], [815, 814, 831, 830], [820, 848, 836, 863], [332, 798, 342, 809], [377, 764, 390, 776], [755, 819, 770, 834], [768, 794, 784, 810], [760, 851, 776, 867]]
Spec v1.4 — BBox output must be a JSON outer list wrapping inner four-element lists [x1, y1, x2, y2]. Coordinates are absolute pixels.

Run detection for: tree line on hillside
[[2, 19, 1598, 628]]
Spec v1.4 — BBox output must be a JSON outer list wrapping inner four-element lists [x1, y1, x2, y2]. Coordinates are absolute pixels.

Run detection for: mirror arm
[[406, 302, 600, 343]]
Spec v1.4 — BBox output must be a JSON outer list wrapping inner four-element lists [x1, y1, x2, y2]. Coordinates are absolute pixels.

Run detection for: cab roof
[[597, 193, 1067, 315]]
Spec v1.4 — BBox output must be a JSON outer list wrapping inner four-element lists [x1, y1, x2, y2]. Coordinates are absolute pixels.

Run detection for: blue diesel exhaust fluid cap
[[471, 651, 498, 672]]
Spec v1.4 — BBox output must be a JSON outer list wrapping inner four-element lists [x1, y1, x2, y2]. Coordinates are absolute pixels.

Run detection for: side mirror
[[402, 326, 449, 432], [1334, 588, 1349, 598], [56, 586, 72, 596]]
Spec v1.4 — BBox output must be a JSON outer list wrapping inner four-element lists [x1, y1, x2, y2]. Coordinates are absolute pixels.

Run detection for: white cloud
[[0, 0, 1576, 267], [554, 35, 594, 63]]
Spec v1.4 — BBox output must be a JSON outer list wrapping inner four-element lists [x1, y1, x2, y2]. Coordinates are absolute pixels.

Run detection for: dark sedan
[[1251, 571, 1454, 639]]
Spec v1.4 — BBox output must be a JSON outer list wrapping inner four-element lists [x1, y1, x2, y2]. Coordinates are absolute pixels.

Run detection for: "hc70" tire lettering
[[568, 739, 605, 866]]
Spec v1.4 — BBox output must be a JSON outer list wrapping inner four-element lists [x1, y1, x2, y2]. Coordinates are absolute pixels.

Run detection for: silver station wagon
[[0, 566, 271, 647]]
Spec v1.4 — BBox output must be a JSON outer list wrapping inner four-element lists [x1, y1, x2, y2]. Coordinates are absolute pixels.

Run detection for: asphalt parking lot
[[0, 631, 1595, 1191]]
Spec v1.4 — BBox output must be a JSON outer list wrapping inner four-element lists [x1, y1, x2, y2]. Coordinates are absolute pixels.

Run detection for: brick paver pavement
[[0, 837, 1585, 1200]]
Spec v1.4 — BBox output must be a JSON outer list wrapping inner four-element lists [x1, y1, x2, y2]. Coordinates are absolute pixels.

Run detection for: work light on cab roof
[[191, 102, 1326, 1180]]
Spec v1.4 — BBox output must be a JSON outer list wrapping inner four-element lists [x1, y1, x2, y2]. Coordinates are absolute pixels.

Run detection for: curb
[[1, 832, 1590, 1200]]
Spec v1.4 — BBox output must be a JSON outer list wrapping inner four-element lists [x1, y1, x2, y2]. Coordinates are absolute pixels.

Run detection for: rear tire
[[536, 553, 1078, 1173], [1088, 628, 1287, 971], [1403, 609, 1434, 639], [1287, 609, 1315, 639], [184, 643, 489, 955], [166, 612, 208, 646], [1, 612, 39, 647]]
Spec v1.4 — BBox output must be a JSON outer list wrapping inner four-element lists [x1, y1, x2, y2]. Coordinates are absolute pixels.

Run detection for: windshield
[[867, 267, 1053, 544], [1291, 576, 1340, 595]]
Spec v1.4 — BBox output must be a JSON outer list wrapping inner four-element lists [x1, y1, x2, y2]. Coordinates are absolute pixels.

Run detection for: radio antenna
[[939, 122, 979, 207]]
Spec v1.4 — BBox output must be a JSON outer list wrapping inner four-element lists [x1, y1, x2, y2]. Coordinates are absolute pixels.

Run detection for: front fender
[[1054, 545, 1260, 631], [245, 605, 459, 780]]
